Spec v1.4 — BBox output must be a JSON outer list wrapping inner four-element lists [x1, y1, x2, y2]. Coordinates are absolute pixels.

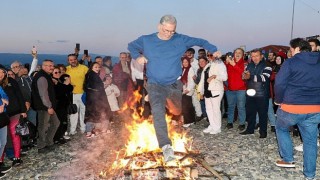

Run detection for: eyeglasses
[[162, 25, 175, 34], [207, 54, 213, 57], [11, 65, 21, 69], [54, 71, 61, 74]]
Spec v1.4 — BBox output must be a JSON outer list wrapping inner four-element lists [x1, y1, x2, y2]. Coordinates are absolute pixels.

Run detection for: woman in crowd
[[52, 67, 73, 143], [195, 56, 209, 120], [84, 62, 111, 138], [225, 48, 247, 131], [181, 57, 196, 128], [0, 69, 11, 178], [198, 55, 228, 134], [0, 66, 27, 167]]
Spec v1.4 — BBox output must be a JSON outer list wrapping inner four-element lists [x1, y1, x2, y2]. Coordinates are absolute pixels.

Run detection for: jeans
[[0, 126, 7, 162], [8, 114, 21, 158], [146, 80, 182, 148], [226, 90, 246, 125], [276, 109, 320, 179], [200, 100, 207, 117], [85, 122, 95, 133]]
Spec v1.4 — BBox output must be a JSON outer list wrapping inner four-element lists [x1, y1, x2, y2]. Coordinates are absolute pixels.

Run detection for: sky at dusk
[[0, 0, 319, 56]]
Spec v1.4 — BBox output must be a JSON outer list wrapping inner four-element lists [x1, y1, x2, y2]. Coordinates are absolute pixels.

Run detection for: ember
[[100, 90, 227, 179]]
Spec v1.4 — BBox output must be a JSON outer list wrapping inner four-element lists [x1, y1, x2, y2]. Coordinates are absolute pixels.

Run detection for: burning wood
[[99, 90, 234, 179]]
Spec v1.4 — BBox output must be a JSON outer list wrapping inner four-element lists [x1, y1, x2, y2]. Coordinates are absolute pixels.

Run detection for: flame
[[103, 90, 194, 178]]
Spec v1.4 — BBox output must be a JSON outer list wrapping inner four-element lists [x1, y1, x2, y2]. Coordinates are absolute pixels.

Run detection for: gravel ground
[[2, 116, 319, 180]]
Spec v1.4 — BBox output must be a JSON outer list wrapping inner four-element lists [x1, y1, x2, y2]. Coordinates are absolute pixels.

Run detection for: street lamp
[[291, 0, 296, 40]]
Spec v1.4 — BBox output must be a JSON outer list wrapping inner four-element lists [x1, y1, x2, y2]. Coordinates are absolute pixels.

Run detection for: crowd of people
[[0, 14, 319, 179]]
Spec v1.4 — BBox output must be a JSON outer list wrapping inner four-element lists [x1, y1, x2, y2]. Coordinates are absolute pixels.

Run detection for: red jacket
[[226, 59, 246, 91]]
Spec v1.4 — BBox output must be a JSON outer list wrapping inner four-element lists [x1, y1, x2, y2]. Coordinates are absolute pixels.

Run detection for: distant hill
[[0, 53, 119, 68]]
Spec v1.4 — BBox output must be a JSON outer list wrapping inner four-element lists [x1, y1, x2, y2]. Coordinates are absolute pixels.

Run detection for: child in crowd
[[104, 75, 120, 122]]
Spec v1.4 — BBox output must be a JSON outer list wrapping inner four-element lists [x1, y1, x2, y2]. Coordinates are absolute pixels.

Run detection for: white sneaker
[[63, 135, 71, 140], [162, 144, 175, 162], [203, 126, 213, 133], [182, 123, 194, 128], [209, 129, 221, 135]]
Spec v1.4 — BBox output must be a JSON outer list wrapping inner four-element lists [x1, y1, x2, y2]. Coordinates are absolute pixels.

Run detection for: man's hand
[[243, 71, 250, 80], [0, 104, 4, 113], [25, 102, 31, 111], [207, 75, 217, 83], [48, 108, 55, 115], [21, 113, 27, 118], [2, 99, 8, 106], [136, 56, 148, 64]]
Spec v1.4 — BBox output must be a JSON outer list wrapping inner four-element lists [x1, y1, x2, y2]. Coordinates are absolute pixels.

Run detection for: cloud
[[56, 40, 69, 43]]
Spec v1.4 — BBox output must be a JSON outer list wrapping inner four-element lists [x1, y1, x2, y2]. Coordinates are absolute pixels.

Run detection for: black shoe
[[38, 147, 48, 154], [255, 123, 260, 130], [0, 172, 6, 179], [271, 126, 276, 132], [238, 124, 246, 131], [54, 138, 67, 145], [226, 123, 233, 129], [240, 131, 254, 135], [292, 129, 299, 137], [259, 132, 267, 138], [195, 116, 202, 122], [12, 158, 23, 167], [0, 162, 12, 173]]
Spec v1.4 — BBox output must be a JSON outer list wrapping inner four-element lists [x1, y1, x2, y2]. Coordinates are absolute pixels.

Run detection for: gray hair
[[11, 60, 22, 67], [159, 15, 177, 25]]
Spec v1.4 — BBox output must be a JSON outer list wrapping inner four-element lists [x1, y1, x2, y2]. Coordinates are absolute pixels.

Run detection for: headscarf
[[180, 57, 191, 85]]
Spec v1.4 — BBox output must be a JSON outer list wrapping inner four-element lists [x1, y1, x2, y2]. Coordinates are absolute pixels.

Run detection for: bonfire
[[99, 90, 226, 179]]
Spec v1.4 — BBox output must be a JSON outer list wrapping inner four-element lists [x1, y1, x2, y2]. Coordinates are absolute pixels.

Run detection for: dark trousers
[[37, 110, 60, 149], [54, 108, 68, 141], [182, 94, 195, 124], [245, 96, 269, 134]]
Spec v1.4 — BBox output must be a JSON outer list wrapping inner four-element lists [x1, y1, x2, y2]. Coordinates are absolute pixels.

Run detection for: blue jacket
[[0, 86, 8, 112], [246, 60, 271, 98], [275, 52, 320, 105], [128, 33, 217, 85]]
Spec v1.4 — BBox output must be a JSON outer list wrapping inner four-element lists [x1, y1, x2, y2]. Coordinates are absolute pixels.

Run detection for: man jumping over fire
[[128, 14, 221, 162]]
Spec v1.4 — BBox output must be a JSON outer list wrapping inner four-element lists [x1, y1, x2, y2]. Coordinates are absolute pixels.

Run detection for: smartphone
[[76, 43, 80, 50], [84, 49, 88, 56]]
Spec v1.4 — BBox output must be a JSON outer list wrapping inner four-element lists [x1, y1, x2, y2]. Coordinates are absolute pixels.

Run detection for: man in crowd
[[274, 38, 320, 180], [308, 38, 320, 52], [66, 54, 88, 135], [112, 52, 134, 108], [128, 14, 221, 162], [31, 60, 60, 153], [240, 49, 272, 138], [185, 48, 203, 121]]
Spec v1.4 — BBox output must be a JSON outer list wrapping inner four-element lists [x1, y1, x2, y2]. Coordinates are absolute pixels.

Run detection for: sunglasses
[[54, 71, 61, 74], [207, 54, 213, 57]]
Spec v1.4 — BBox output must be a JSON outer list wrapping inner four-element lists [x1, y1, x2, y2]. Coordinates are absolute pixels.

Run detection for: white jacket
[[198, 60, 227, 96], [105, 84, 120, 111], [182, 68, 196, 96]]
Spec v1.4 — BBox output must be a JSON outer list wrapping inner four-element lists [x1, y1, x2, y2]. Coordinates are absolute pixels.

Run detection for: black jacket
[[31, 70, 57, 111], [4, 77, 27, 116]]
